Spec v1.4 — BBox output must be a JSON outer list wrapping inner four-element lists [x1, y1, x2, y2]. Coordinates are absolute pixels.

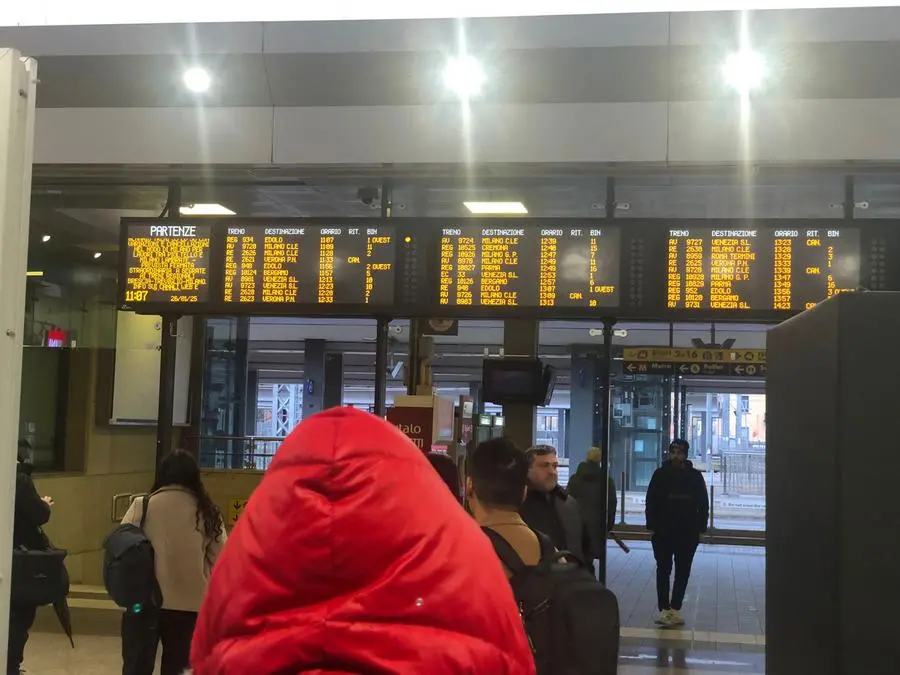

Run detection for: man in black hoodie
[[645, 439, 709, 628]]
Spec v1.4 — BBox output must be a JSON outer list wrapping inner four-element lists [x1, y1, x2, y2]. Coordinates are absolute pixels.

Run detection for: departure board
[[666, 227, 860, 312], [123, 223, 211, 305], [223, 225, 395, 306], [438, 225, 620, 308]]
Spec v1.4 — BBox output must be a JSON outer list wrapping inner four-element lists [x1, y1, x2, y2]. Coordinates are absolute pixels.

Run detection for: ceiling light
[[179, 203, 236, 216], [26, 271, 44, 277], [443, 55, 485, 99], [183, 67, 211, 93], [93, 252, 102, 259], [722, 49, 766, 93], [41, 234, 51, 243], [464, 201, 528, 215]]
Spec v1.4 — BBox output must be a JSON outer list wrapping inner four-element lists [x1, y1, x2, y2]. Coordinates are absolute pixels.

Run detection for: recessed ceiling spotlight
[[183, 67, 212, 93], [41, 234, 51, 243], [443, 55, 485, 100], [93, 252, 102, 259]]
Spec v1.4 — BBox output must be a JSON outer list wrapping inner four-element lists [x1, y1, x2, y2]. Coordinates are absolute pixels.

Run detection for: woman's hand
[[41, 496, 54, 507]]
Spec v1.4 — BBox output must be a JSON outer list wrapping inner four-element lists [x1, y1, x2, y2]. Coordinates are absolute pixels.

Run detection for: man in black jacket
[[645, 439, 709, 628], [519, 445, 592, 566], [9, 440, 52, 675]]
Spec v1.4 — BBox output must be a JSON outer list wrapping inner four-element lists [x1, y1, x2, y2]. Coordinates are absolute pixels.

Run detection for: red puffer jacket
[[191, 407, 535, 675]]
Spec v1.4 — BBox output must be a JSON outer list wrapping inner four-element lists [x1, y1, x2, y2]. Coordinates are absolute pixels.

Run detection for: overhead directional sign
[[623, 347, 766, 364], [622, 347, 767, 378]]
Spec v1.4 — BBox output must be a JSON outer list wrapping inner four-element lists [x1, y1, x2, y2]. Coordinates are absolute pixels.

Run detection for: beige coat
[[479, 509, 541, 578], [122, 486, 227, 613]]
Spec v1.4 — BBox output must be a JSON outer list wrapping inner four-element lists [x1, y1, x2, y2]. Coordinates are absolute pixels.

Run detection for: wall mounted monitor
[[434, 221, 621, 315], [664, 226, 861, 314], [119, 219, 418, 315]]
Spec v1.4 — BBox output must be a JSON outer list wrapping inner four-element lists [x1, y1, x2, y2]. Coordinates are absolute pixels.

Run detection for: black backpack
[[103, 495, 160, 612], [483, 527, 620, 675]]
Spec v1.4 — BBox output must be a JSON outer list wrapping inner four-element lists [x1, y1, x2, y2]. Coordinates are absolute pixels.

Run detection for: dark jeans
[[651, 533, 700, 612], [122, 608, 197, 675], [7, 604, 37, 674]]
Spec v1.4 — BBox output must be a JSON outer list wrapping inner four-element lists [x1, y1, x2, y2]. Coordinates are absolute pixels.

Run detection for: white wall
[[111, 312, 192, 424]]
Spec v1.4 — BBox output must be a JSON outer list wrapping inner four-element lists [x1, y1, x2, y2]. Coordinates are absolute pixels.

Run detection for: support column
[[0, 50, 37, 671], [155, 179, 182, 473], [407, 318, 423, 395], [245, 368, 259, 436], [469, 381, 484, 415], [374, 318, 389, 417], [569, 349, 599, 467], [323, 351, 344, 409], [594, 319, 616, 584], [304, 339, 343, 415], [374, 177, 393, 417], [502, 319, 538, 450]]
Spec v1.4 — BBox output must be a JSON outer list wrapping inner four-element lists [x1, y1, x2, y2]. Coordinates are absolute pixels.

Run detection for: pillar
[[304, 339, 343, 415], [245, 368, 259, 435], [0, 49, 37, 670], [569, 350, 599, 468], [502, 319, 538, 450], [469, 381, 484, 415]]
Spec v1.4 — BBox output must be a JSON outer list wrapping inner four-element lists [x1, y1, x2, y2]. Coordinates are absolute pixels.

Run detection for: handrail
[[187, 435, 285, 442]]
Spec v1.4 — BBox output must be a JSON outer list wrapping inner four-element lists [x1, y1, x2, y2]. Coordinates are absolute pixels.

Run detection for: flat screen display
[[665, 226, 860, 312], [222, 224, 396, 306], [438, 224, 620, 308], [122, 222, 212, 305]]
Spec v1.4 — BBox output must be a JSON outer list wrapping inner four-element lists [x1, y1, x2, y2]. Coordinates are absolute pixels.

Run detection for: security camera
[[356, 186, 380, 206]]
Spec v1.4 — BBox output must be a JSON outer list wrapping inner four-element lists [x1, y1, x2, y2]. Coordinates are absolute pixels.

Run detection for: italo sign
[[386, 406, 434, 452], [2, 2, 896, 28]]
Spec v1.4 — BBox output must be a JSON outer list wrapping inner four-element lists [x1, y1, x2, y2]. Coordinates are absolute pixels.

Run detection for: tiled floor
[[22, 542, 768, 673], [21, 632, 764, 674], [608, 541, 766, 637]]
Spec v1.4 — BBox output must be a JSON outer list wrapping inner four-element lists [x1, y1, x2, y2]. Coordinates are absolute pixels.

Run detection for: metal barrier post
[[709, 483, 716, 530], [620, 470, 626, 526]]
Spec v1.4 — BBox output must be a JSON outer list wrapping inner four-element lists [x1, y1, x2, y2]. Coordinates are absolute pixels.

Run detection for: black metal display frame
[[118, 216, 900, 322]]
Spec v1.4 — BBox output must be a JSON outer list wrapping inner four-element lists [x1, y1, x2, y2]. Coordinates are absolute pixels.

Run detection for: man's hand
[[41, 496, 54, 507]]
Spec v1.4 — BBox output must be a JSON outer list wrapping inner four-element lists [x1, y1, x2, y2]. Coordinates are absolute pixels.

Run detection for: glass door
[[683, 384, 766, 532]]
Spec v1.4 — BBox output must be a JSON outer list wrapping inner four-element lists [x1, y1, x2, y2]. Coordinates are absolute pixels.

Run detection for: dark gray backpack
[[483, 527, 620, 675], [103, 495, 161, 612]]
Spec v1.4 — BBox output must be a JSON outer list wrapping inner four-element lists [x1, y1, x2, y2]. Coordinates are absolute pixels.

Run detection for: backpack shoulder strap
[[533, 530, 570, 567], [139, 494, 150, 529], [481, 527, 527, 576]]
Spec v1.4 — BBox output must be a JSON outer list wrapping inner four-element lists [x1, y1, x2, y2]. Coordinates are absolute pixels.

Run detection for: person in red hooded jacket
[[190, 407, 535, 675]]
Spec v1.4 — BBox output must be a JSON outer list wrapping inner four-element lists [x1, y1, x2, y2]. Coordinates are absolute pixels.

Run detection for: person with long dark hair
[[426, 451, 462, 504], [121, 450, 226, 675]]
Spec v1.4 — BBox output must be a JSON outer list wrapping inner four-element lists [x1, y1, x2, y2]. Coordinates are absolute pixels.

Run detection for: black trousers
[[651, 533, 699, 612], [7, 604, 37, 674], [122, 608, 197, 675]]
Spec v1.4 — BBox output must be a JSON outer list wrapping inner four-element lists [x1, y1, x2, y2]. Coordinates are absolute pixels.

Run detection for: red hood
[[191, 407, 535, 675]]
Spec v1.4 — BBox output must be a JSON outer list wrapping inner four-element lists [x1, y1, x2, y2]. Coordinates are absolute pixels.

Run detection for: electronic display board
[[665, 226, 860, 312], [123, 222, 211, 305], [437, 224, 620, 309], [222, 224, 395, 306]]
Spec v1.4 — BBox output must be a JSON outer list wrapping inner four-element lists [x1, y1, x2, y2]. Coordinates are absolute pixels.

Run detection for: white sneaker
[[655, 610, 674, 626], [668, 609, 686, 626]]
